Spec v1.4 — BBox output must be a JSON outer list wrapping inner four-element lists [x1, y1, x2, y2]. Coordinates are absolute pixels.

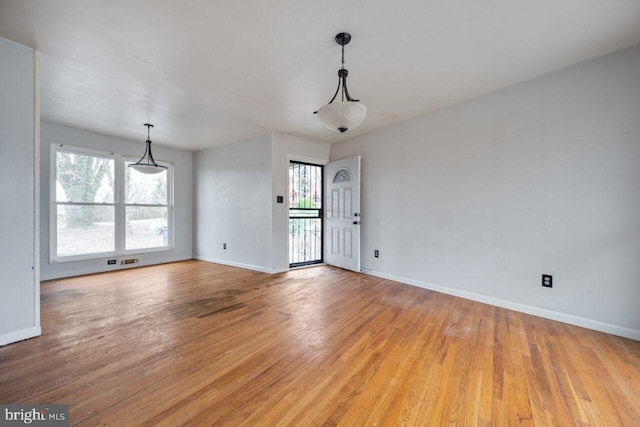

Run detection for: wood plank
[[0, 260, 639, 426]]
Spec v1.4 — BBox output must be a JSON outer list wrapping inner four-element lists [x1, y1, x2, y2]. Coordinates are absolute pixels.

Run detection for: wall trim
[[33, 49, 41, 329], [195, 256, 286, 274], [40, 256, 192, 281], [0, 326, 42, 347], [366, 270, 640, 341]]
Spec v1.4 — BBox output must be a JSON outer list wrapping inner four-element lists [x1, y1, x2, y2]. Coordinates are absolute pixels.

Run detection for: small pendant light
[[129, 123, 167, 175], [314, 32, 367, 133]]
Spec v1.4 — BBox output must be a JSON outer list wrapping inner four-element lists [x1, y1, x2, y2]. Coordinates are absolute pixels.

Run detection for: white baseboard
[[366, 270, 640, 341], [40, 256, 192, 281], [0, 326, 42, 347], [195, 256, 287, 274]]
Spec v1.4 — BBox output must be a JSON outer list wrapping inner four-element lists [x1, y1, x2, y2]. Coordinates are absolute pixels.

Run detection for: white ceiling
[[1, 0, 640, 151]]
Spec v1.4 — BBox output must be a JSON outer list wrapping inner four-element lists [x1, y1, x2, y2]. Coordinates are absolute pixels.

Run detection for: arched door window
[[333, 168, 351, 183]]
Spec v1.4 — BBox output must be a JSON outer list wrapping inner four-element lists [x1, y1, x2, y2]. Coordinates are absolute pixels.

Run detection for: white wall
[[194, 133, 329, 272], [331, 45, 640, 340], [194, 135, 273, 272], [40, 122, 193, 280], [0, 37, 40, 345]]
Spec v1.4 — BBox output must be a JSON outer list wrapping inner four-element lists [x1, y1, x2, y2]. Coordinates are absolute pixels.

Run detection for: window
[[124, 162, 170, 250], [333, 168, 351, 183], [51, 145, 172, 261]]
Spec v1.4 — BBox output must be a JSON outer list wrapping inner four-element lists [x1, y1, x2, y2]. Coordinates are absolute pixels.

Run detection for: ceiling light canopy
[[129, 124, 167, 175], [315, 33, 366, 133]]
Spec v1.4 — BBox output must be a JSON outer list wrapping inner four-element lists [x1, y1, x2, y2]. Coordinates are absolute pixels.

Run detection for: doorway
[[289, 161, 323, 267]]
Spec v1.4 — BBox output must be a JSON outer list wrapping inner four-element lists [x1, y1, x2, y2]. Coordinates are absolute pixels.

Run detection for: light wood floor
[[1, 260, 639, 426]]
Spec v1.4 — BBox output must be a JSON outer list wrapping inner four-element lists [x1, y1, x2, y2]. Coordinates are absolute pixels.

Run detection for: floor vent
[[120, 258, 139, 265]]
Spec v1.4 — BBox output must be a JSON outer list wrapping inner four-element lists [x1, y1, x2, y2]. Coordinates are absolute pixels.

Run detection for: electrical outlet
[[542, 274, 552, 288], [107, 259, 116, 265], [223, 243, 227, 250], [374, 250, 379, 258]]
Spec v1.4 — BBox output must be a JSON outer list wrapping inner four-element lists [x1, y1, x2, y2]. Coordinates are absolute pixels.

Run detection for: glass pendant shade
[[129, 124, 167, 175], [315, 33, 366, 133], [130, 160, 166, 175], [317, 101, 367, 133]]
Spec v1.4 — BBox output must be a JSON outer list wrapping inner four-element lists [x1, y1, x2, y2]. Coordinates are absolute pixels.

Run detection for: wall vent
[[120, 258, 139, 265]]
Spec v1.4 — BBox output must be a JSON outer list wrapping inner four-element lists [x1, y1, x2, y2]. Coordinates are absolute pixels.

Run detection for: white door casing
[[324, 155, 361, 272]]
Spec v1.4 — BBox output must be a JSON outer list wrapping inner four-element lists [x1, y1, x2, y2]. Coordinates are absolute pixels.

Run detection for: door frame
[[288, 160, 324, 268]]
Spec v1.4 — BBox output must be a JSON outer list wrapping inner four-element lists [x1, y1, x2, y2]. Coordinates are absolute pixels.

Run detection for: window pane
[[126, 206, 168, 250], [126, 164, 167, 205], [56, 151, 114, 203], [289, 217, 322, 265], [333, 168, 351, 183], [288, 162, 322, 209], [57, 205, 115, 257]]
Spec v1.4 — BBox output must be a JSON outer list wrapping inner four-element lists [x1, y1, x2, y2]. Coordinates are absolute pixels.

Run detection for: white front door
[[324, 155, 361, 272]]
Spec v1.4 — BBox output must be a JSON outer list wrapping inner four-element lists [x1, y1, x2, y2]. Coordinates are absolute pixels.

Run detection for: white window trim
[[121, 156, 174, 255], [50, 143, 173, 263]]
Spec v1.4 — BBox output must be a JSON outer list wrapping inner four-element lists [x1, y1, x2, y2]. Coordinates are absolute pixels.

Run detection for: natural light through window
[[51, 145, 172, 261], [125, 162, 169, 250], [55, 151, 115, 257]]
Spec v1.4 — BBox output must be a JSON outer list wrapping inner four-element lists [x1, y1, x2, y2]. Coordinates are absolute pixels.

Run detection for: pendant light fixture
[[129, 123, 167, 175], [314, 32, 367, 133]]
